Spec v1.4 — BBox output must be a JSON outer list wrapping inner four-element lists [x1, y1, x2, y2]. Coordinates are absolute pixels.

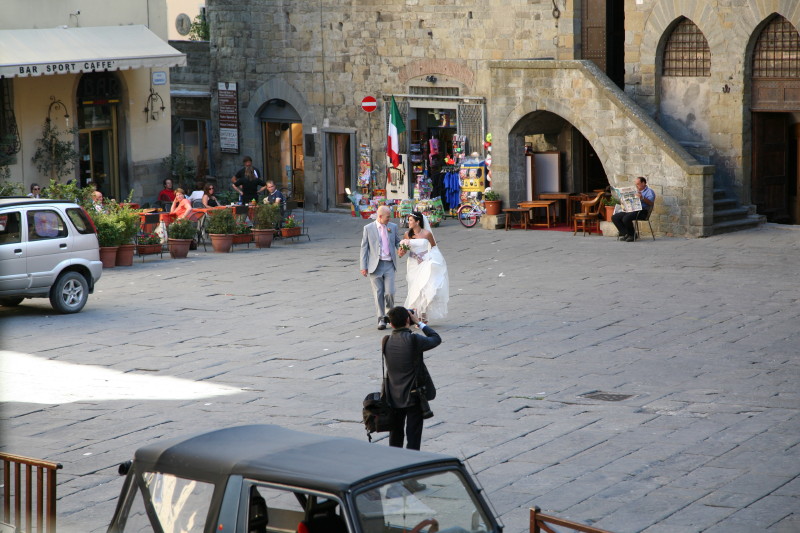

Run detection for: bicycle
[[456, 192, 486, 228]]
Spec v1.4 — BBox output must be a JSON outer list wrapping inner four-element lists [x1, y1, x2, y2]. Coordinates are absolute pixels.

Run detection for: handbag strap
[[381, 335, 389, 379]]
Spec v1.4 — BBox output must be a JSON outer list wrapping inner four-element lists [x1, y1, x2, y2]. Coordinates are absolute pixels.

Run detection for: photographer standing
[[384, 306, 441, 451]]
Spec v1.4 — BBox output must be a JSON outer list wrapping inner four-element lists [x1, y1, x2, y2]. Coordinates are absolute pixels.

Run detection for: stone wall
[[206, 0, 574, 210], [624, 0, 800, 203], [490, 60, 714, 237]]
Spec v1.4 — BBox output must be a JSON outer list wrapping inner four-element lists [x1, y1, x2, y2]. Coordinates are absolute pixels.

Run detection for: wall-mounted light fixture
[[144, 88, 165, 122], [425, 75, 437, 83], [47, 96, 70, 129]]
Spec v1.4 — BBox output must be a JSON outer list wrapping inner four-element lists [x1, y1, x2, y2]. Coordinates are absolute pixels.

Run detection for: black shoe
[[403, 479, 426, 493], [625, 235, 635, 242], [618, 233, 627, 241], [377, 318, 387, 330]]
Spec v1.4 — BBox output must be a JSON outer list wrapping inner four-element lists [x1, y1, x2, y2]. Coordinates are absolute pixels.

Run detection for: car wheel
[[49, 272, 89, 314], [0, 297, 24, 307]]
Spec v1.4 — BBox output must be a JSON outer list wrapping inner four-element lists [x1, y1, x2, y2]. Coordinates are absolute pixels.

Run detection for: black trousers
[[389, 405, 423, 450], [612, 209, 648, 237]]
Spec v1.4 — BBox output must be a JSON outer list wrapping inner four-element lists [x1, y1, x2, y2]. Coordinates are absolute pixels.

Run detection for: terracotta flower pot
[[232, 233, 252, 245], [168, 238, 192, 259], [604, 205, 616, 221], [99, 246, 119, 268], [115, 244, 135, 267], [136, 244, 163, 256], [281, 227, 301, 237], [484, 200, 501, 216], [252, 228, 275, 248], [210, 233, 234, 253]]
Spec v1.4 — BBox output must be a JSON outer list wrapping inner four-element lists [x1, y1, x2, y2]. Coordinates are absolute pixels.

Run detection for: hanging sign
[[361, 96, 377, 113], [218, 82, 239, 153]]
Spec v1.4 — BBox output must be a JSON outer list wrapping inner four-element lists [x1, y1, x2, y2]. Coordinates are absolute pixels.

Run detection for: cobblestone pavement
[[1, 212, 799, 533]]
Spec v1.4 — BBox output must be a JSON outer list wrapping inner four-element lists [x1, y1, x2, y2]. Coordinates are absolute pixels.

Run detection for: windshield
[[354, 470, 492, 533]]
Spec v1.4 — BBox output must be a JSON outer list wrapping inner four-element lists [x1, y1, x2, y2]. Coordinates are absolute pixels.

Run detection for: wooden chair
[[632, 207, 655, 241], [573, 193, 604, 236]]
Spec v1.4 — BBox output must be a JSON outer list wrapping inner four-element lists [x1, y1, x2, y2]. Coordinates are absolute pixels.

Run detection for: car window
[[141, 472, 214, 533], [66, 207, 95, 235], [27, 210, 68, 240], [355, 471, 491, 533], [248, 484, 344, 533], [0, 212, 22, 244]]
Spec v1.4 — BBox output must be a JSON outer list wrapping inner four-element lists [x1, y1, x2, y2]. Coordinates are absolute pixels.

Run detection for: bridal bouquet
[[398, 239, 411, 253]]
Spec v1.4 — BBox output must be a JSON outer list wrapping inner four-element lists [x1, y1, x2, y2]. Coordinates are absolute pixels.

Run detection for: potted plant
[[232, 215, 252, 245], [114, 203, 141, 266], [206, 208, 236, 252], [136, 232, 163, 257], [167, 217, 196, 258], [93, 211, 124, 268], [483, 188, 502, 216], [281, 215, 301, 237], [252, 201, 280, 248], [602, 195, 619, 221]]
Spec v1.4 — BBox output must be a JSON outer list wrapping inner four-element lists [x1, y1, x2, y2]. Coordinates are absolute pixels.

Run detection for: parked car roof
[[0, 197, 76, 207], [132, 425, 460, 493]]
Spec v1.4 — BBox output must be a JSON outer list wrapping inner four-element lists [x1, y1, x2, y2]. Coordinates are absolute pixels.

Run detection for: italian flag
[[387, 96, 405, 168]]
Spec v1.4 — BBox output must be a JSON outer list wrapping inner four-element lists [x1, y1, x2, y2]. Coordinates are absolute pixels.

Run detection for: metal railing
[[1, 452, 62, 533], [531, 506, 613, 533]]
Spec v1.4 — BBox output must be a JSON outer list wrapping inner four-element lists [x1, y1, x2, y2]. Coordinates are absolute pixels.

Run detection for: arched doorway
[[509, 111, 609, 205], [749, 15, 800, 224], [259, 99, 304, 205], [77, 72, 121, 199]]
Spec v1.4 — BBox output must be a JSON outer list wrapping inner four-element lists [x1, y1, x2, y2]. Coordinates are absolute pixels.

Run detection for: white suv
[[0, 198, 103, 313]]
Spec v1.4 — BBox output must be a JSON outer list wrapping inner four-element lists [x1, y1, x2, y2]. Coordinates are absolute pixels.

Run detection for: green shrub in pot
[[253, 202, 280, 230], [206, 208, 236, 234], [168, 218, 197, 240]]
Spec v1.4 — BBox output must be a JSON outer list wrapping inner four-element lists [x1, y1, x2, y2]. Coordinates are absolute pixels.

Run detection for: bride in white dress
[[398, 212, 449, 321]]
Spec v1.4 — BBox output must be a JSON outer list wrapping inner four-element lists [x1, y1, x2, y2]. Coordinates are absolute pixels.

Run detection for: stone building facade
[[205, 0, 800, 236]]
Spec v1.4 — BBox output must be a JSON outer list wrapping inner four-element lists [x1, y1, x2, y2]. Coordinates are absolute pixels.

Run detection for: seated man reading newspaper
[[611, 176, 656, 242]]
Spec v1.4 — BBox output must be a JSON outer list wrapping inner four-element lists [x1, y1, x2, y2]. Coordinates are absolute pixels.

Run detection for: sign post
[[218, 82, 239, 154], [361, 96, 377, 192]]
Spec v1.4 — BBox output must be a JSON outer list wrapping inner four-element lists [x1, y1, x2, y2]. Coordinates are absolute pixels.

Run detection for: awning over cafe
[[0, 25, 186, 78]]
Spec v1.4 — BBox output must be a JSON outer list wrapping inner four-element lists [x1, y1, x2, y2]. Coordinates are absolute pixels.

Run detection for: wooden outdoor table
[[537, 192, 573, 223], [502, 208, 530, 230], [518, 200, 557, 228]]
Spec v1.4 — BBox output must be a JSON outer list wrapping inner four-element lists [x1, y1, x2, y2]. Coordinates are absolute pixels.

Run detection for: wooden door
[[752, 112, 790, 222], [582, 0, 607, 72]]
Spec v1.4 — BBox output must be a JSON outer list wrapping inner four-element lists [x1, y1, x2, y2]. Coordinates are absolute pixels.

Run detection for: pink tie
[[378, 223, 390, 258]]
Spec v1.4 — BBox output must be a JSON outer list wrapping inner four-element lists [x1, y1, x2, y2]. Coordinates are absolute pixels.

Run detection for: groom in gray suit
[[360, 205, 402, 330]]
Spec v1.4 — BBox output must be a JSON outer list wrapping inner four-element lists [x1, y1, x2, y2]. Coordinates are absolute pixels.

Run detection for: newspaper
[[611, 186, 642, 213]]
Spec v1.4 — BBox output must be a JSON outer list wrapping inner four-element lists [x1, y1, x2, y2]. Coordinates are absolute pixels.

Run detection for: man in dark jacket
[[384, 306, 441, 450]]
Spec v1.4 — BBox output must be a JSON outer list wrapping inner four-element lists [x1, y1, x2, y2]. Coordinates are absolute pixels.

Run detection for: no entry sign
[[361, 96, 377, 113]]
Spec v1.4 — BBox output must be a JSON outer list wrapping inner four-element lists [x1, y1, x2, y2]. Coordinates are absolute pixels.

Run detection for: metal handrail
[[531, 507, 613, 533], [1, 452, 62, 533]]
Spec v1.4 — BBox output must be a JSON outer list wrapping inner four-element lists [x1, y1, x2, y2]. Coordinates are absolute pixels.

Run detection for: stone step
[[712, 215, 765, 235], [713, 206, 749, 223], [713, 188, 728, 199], [713, 198, 737, 210]]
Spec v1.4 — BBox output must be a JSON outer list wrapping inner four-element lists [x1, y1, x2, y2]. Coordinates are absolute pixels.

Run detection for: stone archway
[[507, 110, 609, 202], [489, 59, 715, 237]]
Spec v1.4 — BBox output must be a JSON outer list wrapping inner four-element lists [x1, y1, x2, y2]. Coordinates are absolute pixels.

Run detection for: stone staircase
[[712, 188, 765, 235]]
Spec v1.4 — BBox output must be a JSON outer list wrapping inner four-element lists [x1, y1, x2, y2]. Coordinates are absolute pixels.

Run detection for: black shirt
[[384, 325, 441, 408]]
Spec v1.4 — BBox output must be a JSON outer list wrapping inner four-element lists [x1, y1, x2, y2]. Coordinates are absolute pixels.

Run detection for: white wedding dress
[[404, 238, 449, 320]]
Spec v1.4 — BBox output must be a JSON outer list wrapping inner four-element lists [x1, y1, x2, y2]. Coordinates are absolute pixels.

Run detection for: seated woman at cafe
[[170, 189, 193, 219], [202, 184, 219, 208]]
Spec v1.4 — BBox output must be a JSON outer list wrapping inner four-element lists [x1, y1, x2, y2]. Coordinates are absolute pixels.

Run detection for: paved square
[[1, 213, 798, 532]]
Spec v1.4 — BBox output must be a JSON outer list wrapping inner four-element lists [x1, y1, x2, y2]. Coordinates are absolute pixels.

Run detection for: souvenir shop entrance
[[384, 95, 485, 213]]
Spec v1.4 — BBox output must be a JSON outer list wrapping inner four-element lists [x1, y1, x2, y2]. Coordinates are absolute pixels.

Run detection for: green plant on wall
[[32, 119, 79, 182], [162, 146, 197, 191], [189, 13, 209, 41]]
